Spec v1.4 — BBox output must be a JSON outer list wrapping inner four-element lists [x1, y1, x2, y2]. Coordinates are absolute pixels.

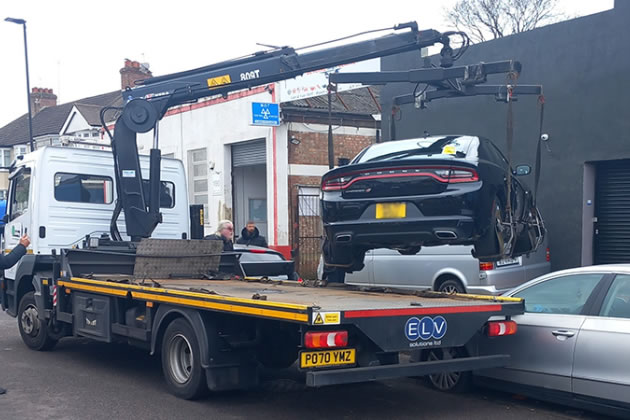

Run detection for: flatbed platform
[[58, 275, 523, 325]]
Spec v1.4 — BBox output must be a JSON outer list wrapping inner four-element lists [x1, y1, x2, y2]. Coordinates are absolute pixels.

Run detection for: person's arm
[[0, 235, 30, 269]]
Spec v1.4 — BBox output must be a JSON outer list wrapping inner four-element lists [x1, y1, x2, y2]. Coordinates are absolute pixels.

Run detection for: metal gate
[[295, 187, 323, 279], [595, 160, 630, 264]]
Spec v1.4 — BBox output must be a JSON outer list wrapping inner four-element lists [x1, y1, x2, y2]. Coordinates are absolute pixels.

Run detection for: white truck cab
[[3, 146, 190, 283]]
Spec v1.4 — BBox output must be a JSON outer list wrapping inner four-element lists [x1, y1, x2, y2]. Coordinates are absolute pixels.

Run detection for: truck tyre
[[17, 291, 57, 351], [423, 347, 471, 393], [161, 318, 208, 399]]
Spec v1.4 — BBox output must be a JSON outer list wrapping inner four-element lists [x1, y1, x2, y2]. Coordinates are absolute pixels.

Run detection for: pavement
[[0, 312, 608, 420]]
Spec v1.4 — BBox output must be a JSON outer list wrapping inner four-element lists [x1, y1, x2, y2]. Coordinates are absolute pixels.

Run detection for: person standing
[[0, 234, 31, 396], [236, 221, 268, 248], [204, 220, 234, 251]]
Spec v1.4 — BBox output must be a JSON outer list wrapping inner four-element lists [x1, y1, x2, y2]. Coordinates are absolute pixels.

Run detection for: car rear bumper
[[324, 216, 476, 249]]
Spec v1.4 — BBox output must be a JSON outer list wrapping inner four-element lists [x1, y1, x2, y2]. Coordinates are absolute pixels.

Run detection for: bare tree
[[445, 0, 563, 43]]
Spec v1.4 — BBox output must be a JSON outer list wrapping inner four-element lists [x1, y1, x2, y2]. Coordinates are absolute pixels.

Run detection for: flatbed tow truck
[[1, 22, 527, 399]]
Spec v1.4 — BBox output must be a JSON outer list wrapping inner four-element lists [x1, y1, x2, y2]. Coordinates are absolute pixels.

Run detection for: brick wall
[[288, 130, 374, 165]]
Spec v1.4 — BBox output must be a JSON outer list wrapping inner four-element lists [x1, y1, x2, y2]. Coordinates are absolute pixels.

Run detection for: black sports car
[[321, 135, 545, 272]]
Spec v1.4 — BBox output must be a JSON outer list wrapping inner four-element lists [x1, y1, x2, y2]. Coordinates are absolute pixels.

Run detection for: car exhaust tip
[[335, 233, 353, 243], [435, 230, 458, 239]]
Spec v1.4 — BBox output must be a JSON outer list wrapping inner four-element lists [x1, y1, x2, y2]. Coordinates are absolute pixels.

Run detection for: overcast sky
[[0, 0, 614, 128]]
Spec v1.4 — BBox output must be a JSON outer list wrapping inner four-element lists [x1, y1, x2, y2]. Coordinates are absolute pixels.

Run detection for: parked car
[[342, 239, 550, 295], [220, 244, 300, 281], [427, 264, 630, 418], [320, 135, 545, 272]]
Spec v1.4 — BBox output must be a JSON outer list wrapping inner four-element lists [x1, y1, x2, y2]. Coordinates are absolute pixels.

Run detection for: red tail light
[[304, 331, 348, 348], [546, 247, 550, 262], [487, 321, 518, 337], [248, 249, 268, 254], [479, 262, 494, 271], [321, 166, 479, 191]]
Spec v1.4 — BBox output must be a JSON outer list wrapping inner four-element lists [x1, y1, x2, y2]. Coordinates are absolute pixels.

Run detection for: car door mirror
[[514, 165, 531, 176]]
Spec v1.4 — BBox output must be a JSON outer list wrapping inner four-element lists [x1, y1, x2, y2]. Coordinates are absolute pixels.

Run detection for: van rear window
[[54, 173, 113, 204]]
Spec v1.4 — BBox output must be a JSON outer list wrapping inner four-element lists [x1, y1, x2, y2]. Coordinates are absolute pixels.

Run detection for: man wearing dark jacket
[[236, 221, 268, 248], [204, 220, 234, 251], [1, 234, 31, 396]]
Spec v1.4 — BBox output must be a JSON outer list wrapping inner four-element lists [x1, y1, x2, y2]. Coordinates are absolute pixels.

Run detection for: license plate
[[300, 349, 356, 368], [375, 202, 406, 219], [496, 257, 521, 267]]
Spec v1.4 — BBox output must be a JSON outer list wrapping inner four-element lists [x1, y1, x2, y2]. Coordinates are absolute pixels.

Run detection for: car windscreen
[[352, 136, 479, 163]]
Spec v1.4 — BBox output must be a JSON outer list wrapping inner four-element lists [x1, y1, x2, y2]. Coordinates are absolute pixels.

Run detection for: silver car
[[341, 241, 550, 295], [429, 264, 630, 417]]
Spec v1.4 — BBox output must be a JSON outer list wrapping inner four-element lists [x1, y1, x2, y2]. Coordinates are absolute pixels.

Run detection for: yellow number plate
[[375, 202, 406, 219], [300, 349, 356, 368]]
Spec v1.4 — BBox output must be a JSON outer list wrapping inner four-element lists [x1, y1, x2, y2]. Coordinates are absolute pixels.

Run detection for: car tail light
[[321, 166, 479, 191], [546, 247, 550, 262], [487, 321, 518, 337], [248, 249, 268, 254], [304, 331, 348, 348], [479, 262, 494, 271]]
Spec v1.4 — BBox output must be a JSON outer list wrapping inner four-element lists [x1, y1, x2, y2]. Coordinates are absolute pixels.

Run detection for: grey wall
[[380, 3, 630, 270]]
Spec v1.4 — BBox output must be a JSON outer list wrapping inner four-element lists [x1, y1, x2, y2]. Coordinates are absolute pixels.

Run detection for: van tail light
[[546, 247, 550, 262], [304, 331, 348, 348], [479, 262, 494, 271], [487, 321, 518, 337], [321, 166, 479, 191]]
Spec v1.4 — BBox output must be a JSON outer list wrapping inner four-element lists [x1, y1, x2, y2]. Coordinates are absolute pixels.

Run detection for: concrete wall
[[380, 4, 630, 270]]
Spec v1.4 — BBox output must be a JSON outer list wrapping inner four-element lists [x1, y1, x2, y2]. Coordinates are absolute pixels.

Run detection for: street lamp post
[[5, 17, 34, 151]]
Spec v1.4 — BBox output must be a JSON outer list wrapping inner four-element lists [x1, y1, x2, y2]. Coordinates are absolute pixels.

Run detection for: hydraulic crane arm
[[109, 22, 467, 241]]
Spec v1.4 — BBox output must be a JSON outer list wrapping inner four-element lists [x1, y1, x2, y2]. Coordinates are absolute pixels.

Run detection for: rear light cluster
[[321, 166, 479, 191], [546, 247, 550, 262], [304, 330, 348, 348], [486, 321, 518, 337], [479, 262, 494, 271]]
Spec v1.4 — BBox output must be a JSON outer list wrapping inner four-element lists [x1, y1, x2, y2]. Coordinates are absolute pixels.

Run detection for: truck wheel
[[17, 291, 57, 351], [423, 347, 471, 393], [161, 318, 208, 399]]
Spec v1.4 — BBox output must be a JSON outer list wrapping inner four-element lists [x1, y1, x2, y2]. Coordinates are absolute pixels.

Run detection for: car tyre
[[436, 277, 465, 294], [161, 318, 208, 399], [423, 347, 471, 393], [474, 197, 509, 262], [397, 246, 421, 256], [17, 291, 58, 351]]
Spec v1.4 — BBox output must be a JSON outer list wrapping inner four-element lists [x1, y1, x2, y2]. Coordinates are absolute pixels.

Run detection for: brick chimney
[[30, 87, 57, 115], [120, 59, 152, 90]]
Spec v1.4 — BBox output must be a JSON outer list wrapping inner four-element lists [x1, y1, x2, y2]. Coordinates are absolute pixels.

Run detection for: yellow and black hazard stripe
[[58, 277, 310, 323]]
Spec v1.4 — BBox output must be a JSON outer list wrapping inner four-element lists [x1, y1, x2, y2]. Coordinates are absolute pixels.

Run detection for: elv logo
[[405, 316, 447, 341]]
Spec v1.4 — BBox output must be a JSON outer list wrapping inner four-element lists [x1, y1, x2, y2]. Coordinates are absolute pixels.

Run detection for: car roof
[[506, 263, 630, 296]]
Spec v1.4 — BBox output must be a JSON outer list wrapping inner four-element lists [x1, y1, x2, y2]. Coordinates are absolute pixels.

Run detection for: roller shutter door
[[232, 139, 266, 167], [595, 160, 630, 264]]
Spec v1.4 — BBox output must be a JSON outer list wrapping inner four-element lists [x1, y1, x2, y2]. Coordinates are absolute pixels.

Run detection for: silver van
[[340, 240, 550, 295]]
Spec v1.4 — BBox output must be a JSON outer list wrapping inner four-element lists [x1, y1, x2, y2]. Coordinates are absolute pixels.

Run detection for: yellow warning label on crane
[[207, 75, 232, 88]]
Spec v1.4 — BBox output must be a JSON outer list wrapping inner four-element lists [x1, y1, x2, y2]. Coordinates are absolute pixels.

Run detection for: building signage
[[251, 102, 280, 126]]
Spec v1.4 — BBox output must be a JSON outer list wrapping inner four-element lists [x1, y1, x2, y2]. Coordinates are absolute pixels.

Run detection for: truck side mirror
[[2, 214, 7, 224]]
